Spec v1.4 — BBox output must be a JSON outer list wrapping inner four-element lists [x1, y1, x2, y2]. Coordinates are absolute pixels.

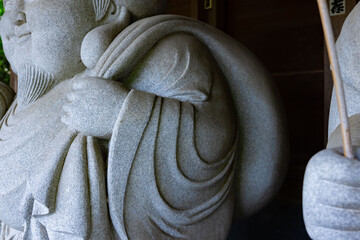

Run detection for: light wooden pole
[[317, 0, 354, 158]]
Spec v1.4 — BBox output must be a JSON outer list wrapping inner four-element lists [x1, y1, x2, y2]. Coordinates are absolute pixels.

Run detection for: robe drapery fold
[[108, 90, 236, 239], [90, 14, 287, 220], [23, 132, 110, 240], [0, 14, 286, 240], [0, 80, 111, 239], [0, 19, 236, 239]]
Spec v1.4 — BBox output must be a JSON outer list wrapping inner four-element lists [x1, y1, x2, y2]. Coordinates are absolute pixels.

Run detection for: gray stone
[[303, 148, 360, 240], [329, 2, 360, 138], [0, 0, 287, 239], [303, 2, 360, 239]]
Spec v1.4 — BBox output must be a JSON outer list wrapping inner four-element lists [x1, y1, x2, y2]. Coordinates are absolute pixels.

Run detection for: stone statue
[[303, 2, 360, 239], [0, 0, 287, 239]]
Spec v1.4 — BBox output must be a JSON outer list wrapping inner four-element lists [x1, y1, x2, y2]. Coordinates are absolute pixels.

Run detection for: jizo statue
[[0, 0, 287, 239]]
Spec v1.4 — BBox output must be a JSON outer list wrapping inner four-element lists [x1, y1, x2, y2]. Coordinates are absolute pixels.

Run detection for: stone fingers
[[306, 178, 360, 232], [303, 148, 360, 240], [317, 179, 360, 209], [306, 224, 360, 240], [311, 200, 360, 231]]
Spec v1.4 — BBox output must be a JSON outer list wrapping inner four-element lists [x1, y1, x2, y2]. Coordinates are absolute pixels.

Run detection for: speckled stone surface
[[304, 148, 360, 240], [0, 0, 287, 239], [304, 2, 360, 239], [329, 2, 360, 136]]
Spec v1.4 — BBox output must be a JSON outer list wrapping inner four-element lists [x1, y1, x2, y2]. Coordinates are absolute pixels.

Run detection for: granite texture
[[303, 2, 360, 239], [0, 0, 287, 239], [303, 148, 360, 240], [328, 2, 360, 138]]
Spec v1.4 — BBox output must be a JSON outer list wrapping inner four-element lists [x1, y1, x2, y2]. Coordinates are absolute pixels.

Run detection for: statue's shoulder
[[122, 15, 216, 64], [140, 31, 211, 69], [124, 30, 215, 98], [328, 3, 360, 134]]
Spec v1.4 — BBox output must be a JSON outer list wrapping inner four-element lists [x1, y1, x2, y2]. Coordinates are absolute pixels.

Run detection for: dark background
[[165, 0, 357, 239]]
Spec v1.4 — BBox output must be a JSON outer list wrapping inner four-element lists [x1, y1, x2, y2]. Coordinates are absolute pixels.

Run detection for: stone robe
[[0, 15, 286, 240]]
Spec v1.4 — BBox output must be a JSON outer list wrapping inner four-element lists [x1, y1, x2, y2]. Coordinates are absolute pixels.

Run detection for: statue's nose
[[13, 12, 26, 26]]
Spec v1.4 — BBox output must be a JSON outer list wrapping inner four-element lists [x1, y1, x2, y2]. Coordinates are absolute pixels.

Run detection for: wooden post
[[318, 0, 354, 158]]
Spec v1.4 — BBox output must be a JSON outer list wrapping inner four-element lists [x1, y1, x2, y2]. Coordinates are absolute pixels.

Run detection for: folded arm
[[124, 32, 236, 161]]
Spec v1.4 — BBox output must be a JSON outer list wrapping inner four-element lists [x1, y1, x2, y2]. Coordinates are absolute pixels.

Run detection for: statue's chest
[[0, 105, 66, 229], [0, 101, 65, 189]]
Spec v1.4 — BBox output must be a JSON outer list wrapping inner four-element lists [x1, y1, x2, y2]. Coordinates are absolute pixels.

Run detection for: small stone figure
[[0, 0, 287, 239], [303, 2, 360, 239]]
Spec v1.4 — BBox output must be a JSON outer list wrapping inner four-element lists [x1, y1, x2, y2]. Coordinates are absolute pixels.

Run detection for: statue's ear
[[97, 0, 122, 24], [81, 4, 130, 69]]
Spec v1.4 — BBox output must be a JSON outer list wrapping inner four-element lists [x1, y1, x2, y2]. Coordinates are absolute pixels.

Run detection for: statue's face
[[0, 0, 98, 80]]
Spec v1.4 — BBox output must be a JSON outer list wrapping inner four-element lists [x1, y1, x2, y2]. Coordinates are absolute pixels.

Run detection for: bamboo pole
[[317, 0, 354, 159]]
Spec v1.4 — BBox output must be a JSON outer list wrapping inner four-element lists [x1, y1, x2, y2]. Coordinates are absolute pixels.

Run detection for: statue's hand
[[61, 77, 128, 139], [303, 148, 360, 239]]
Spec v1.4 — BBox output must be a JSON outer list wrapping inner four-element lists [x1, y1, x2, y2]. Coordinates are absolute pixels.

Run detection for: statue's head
[[0, 0, 166, 82]]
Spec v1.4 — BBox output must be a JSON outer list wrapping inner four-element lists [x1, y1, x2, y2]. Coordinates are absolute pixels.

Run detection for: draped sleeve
[[107, 33, 237, 240], [92, 15, 287, 222]]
